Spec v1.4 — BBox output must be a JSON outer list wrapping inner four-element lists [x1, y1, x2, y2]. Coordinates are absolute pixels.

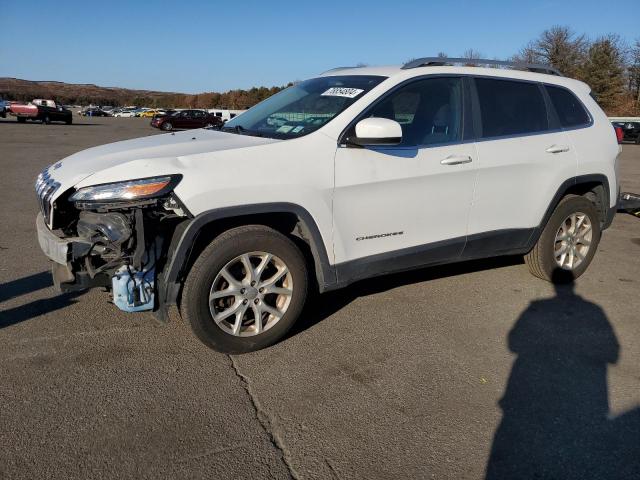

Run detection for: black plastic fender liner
[[158, 203, 336, 310], [524, 174, 612, 250]]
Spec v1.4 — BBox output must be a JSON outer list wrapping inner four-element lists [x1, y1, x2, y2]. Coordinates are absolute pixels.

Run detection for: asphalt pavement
[[1, 116, 639, 479]]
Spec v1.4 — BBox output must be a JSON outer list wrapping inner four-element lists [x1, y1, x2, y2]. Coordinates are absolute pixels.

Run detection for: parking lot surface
[[1, 117, 639, 479]]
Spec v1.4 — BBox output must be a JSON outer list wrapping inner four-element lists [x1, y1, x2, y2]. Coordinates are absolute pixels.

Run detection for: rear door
[[466, 77, 577, 256]]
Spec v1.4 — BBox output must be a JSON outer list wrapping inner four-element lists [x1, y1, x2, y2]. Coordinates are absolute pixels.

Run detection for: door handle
[[545, 144, 570, 154], [440, 155, 472, 165]]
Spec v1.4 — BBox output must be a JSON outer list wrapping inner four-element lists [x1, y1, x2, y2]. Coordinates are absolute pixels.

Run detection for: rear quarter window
[[545, 85, 591, 128], [475, 78, 548, 138]]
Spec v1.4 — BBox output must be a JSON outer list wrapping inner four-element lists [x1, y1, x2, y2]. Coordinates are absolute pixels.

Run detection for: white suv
[[35, 58, 620, 352]]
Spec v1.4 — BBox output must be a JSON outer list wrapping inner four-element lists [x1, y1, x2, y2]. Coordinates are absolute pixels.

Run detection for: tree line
[[513, 26, 639, 115]]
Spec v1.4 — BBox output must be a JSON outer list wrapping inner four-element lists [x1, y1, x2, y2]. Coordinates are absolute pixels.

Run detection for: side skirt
[[332, 228, 534, 289]]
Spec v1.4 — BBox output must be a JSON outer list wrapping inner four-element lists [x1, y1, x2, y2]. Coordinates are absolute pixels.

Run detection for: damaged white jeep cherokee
[[36, 58, 620, 353]]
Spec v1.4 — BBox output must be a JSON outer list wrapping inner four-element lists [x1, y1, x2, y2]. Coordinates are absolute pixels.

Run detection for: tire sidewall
[[183, 227, 308, 353], [162, 122, 173, 131], [537, 196, 601, 281]]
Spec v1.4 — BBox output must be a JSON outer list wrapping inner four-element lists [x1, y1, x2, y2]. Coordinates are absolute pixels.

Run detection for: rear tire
[[162, 122, 173, 131], [525, 195, 601, 282], [182, 225, 308, 353]]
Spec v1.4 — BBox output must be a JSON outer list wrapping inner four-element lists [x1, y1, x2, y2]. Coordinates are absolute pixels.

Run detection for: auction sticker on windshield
[[321, 87, 364, 98]]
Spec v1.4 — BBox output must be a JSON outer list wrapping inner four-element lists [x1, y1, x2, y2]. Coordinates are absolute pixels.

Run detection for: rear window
[[475, 78, 548, 138], [545, 85, 590, 128]]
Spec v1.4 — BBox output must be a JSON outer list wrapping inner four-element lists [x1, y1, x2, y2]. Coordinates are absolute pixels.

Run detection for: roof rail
[[401, 57, 563, 76]]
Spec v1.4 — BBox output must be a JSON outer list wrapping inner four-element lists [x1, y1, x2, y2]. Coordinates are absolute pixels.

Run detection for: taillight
[[614, 126, 624, 143]]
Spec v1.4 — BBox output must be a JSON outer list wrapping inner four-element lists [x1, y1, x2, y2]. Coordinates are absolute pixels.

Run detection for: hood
[[47, 129, 280, 189]]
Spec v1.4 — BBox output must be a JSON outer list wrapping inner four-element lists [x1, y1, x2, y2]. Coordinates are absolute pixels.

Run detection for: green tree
[[582, 35, 626, 113]]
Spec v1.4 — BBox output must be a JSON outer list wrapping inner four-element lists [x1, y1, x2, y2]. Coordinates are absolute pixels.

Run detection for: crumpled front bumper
[[36, 212, 97, 290], [36, 212, 92, 265]]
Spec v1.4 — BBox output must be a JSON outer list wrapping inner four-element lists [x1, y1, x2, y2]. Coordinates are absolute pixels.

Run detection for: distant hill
[[0, 78, 287, 109]]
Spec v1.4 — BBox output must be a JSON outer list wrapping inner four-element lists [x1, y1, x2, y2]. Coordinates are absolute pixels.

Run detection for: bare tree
[[462, 48, 483, 66], [517, 26, 588, 77], [628, 39, 640, 108]]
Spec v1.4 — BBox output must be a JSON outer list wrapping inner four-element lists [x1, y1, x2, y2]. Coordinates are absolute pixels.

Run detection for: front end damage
[[35, 167, 189, 318]]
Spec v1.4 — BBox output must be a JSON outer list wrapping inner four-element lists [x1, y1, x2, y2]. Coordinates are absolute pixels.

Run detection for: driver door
[[333, 76, 477, 271]]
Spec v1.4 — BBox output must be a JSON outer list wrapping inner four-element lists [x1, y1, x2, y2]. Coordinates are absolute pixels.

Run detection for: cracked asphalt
[[1, 116, 639, 479]]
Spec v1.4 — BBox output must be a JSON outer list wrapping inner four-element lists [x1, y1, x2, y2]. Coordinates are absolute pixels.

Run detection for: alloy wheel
[[554, 212, 593, 270], [209, 252, 293, 337]]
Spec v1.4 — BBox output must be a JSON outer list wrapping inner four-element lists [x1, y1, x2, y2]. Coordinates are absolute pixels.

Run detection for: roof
[[319, 64, 590, 93]]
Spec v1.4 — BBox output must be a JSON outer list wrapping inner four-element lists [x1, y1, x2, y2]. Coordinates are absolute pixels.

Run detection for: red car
[[151, 109, 223, 131]]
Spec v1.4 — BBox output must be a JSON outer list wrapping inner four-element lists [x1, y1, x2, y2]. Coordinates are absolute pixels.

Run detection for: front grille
[[35, 167, 61, 226]]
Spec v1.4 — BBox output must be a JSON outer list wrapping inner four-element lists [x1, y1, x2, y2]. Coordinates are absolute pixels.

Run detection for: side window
[[545, 85, 590, 128], [366, 77, 463, 146], [475, 78, 548, 138]]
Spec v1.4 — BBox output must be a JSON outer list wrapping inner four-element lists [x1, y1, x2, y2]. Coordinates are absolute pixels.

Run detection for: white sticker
[[321, 87, 364, 98], [276, 125, 294, 133], [291, 126, 304, 133]]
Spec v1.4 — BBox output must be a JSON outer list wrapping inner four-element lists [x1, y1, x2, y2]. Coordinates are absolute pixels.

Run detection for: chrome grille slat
[[34, 166, 60, 226]]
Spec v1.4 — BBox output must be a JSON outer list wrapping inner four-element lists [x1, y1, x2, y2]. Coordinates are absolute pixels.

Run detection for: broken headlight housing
[[70, 175, 181, 207]]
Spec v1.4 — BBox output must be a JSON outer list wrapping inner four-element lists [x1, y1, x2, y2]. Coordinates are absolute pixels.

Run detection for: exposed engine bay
[[38, 176, 188, 314]]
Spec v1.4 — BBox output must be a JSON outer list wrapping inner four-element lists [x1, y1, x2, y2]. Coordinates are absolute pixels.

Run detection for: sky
[[1, 0, 638, 94]]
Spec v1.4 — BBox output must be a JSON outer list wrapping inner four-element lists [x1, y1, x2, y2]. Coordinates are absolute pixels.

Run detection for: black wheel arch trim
[[159, 202, 336, 310], [152, 176, 613, 322], [525, 173, 612, 250]]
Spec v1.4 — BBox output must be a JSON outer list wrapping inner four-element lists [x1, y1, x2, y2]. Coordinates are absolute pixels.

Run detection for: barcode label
[[321, 87, 364, 98]]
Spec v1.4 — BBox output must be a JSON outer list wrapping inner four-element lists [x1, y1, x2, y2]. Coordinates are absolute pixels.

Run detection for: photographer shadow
[[486, 271, 640, 479]]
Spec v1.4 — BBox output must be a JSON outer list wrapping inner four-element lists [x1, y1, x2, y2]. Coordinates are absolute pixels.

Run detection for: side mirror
[[347, 117, 402, 147]]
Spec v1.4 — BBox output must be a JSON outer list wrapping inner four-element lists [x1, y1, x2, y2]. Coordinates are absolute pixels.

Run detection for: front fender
[[157, 202, 337, 317]]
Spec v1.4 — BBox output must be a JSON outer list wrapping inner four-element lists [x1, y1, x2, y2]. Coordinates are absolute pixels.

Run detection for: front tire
[[525, 195, 601, 282], [182, 225, 308, 353]]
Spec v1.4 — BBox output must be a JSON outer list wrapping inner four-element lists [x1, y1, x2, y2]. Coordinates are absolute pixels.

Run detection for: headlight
[[70, 175, 181, 203]]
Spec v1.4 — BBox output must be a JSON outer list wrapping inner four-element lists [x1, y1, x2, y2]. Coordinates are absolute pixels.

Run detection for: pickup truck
[[10, 99, 72, 124]]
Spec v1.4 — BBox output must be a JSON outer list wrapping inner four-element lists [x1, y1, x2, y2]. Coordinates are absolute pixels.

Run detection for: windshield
[[222, 75, 385, 139]]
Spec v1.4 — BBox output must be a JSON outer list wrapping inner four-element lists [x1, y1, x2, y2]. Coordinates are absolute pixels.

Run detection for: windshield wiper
[[221, 125, 263, 137]]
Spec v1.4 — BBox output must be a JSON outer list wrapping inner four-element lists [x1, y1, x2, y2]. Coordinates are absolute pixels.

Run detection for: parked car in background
[[612, 121, 640, 144], [150, 109, 224, 130], [207, 108, 246, 122], [81, 108, 111, 117], [10, 99, 72, 124], [113, 110, 136, 118], [152, 109, 176, 119], [139, 109, 166, 118]]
